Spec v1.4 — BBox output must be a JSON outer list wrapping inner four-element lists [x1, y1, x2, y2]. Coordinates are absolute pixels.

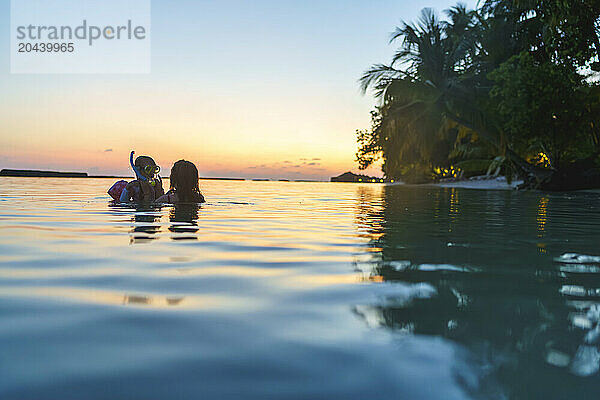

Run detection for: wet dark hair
[[169, 160, 203, 203]]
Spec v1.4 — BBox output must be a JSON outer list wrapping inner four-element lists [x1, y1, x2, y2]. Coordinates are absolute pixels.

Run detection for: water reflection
[[537, 196, 549, 255], [168, 204, 200, 241], [537, 196, 549, 237], [130, 205, 162, 244], [0, 286, 196, 309], [449, 187, 459, 231], [110, 203, 201, 243], [3, 178, 600, 399], [354, 185, 600, 399], [354, 185, 384, 243], [123, 293, 185, 307]]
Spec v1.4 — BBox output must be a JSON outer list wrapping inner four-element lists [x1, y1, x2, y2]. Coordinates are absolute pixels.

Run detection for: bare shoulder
[[155, 192, 176, 204]]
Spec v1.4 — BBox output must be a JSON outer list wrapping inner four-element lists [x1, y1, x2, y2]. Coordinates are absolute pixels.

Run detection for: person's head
[[135, 156, 160, 179], [169, 160, 201, 202]]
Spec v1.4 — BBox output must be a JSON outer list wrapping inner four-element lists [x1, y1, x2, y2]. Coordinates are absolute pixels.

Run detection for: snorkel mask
[[142, 164, 161, 176], [130, 151, 161, 186]]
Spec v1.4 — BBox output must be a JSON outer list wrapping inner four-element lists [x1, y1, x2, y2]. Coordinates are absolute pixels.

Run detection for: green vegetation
[[356, 1, 600, 189]]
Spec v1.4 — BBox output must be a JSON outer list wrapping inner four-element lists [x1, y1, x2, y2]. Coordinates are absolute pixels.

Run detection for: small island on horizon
[[330, 171, 386, 183], [0, 169, 89, 178]]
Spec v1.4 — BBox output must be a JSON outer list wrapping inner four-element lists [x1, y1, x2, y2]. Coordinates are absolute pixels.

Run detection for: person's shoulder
[[126, 179, 143, 190], [156, 190, 177, 204]]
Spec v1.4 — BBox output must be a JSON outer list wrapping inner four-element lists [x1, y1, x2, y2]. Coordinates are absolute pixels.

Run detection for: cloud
[[312, 158, 321, 161], [307, 162, 319, 166], [104, 149, 113, 152]]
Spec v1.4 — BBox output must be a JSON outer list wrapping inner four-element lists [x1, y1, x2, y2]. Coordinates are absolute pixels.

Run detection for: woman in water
[[155, 160, 205, 204]]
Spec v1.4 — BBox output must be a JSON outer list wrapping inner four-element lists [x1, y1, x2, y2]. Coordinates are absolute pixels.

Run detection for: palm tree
[[358, 4, 559, 187], [358, 6, 499, 180]]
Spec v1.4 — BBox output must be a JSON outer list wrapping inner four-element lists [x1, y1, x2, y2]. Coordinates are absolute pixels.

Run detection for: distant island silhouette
[[330, 171, 385, 183], [0, 169, 88, 178]]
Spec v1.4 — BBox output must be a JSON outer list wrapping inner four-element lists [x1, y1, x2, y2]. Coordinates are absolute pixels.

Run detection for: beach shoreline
[[386, 176, 523, 191], [433, 176, 522, 190]]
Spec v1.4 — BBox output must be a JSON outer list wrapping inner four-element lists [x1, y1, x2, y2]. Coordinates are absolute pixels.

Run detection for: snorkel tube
[[130, 151, 148, 181]]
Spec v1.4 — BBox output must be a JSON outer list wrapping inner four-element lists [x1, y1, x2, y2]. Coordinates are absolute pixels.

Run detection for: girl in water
[[116, 153, 164, 203], [155, 160, 205, 204]]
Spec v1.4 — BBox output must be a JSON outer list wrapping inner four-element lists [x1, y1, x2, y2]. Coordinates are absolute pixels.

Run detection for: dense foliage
[[357, 1, 600, 188]]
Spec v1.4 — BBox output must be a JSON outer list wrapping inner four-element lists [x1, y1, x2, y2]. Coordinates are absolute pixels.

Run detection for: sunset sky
[[0, 0, 475, 180]]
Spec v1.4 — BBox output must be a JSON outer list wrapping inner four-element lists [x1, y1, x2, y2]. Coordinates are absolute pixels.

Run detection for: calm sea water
[[1, 177, 599, 399]]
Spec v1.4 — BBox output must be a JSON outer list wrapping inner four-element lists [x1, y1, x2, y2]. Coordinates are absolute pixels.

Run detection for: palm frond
[[359, 64, 405, 96]]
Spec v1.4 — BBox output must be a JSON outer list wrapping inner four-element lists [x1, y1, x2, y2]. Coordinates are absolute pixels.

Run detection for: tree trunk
[[445, 112, 556, 189], [504, 148, 554, 190], [445, 112, 600, 190]]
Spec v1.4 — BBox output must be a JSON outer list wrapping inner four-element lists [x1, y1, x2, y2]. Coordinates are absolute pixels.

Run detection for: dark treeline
[[357, 1, 600, 190]]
